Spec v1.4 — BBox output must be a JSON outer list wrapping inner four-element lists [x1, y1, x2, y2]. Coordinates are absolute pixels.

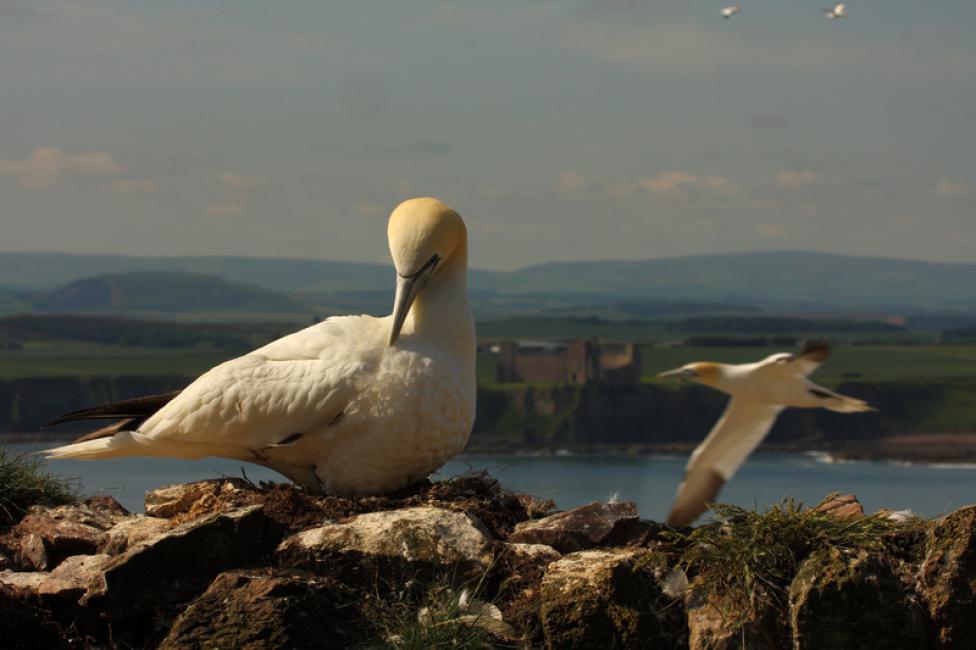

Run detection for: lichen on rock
[[277, 505, 495, 585], [540, 547, 686, 649]]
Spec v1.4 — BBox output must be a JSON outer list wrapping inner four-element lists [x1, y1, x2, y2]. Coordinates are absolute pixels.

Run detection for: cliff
[[1, 473, 974, 648], [5, 376, 976, 460]]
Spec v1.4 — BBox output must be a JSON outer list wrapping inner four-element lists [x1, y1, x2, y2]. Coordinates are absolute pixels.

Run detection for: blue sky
[[1, 0, 974, 270]]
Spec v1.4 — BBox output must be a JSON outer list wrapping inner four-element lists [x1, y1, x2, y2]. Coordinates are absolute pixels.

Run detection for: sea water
[[5, 440, 976, 520]]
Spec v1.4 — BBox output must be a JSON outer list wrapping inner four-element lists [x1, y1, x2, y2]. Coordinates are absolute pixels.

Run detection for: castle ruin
[[493, 339, 641, 386]]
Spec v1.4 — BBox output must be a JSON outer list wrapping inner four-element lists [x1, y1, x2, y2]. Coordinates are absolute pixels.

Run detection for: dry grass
[[666, 499, 929, 619], [0, 444, 79, 526]]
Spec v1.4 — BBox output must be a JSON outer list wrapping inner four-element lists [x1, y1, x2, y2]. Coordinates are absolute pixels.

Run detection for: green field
[[476, 317, 935, 345], [3, 336, 975, 387], [0, 342, 233, 380]]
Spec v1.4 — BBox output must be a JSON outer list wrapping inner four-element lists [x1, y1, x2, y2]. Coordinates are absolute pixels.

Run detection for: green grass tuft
[[667, 499, 929, 620], [0, 445, 79, 526], [367, 573, 511, 650]]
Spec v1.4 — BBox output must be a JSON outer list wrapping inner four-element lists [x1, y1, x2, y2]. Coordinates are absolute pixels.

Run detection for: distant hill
[[1, 251, 975, 313], [495, 252, 976, 312], [31, 272, 305, 316]]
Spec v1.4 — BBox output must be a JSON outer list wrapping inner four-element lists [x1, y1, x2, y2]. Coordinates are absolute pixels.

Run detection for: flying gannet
[[824, 3, 847, 19], [720, 5, 742, 19], [657, 340, 873, 527], [44, 197, 476, 496]]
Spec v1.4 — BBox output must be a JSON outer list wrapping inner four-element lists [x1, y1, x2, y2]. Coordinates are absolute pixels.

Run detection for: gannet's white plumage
[[659, 341, 873, 527], [44, 197, 476, 496], [824, 3, 847, 18], [720, 5, 742, 19]]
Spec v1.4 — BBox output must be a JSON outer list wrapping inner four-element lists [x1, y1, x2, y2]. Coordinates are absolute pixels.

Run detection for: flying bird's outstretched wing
[[667, 397, 783, 527], [759, 339, 831, 378]]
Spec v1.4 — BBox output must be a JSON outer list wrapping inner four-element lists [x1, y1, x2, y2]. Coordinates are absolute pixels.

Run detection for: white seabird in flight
[[45, 197, 476, 496], [658, 341, 873, 527], [824, 3, 847, 19], [720, 5, 742, 19]]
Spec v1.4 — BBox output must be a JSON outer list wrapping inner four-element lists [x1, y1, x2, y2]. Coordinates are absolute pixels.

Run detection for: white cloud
[[397, 179, 414, 196], [775, 170, 817, 189], [934, 180, 972, 197], [106, 179, 158, 195], [757, 223, 785, 238], [0, 147, 122, 189], [355, 200, 383, 218], [559, 170, 739, 202], [635, 171, 740, 201], [218, 171, 266, 190], [555, 170, 590, 194], [207, 201, 243, 217]]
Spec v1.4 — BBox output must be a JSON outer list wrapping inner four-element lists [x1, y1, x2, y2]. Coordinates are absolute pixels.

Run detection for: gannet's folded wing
[[252, 314, 384, 361], [667, 398, 783, 527], [139, 355, 360, 449], [137, 316, 383, 449], [45, 315, 379, 461]]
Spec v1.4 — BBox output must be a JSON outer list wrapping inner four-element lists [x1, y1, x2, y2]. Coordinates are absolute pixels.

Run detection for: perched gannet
[[824, 3, 847, 19], [658, 341, 873, 527], [45, 197, 476, 495], [720, 5, 742, 19]]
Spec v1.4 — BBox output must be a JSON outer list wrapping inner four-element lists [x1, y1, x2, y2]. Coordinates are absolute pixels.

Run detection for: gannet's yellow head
[[657, 362, 723, 387], [387, 197, 468, 345]]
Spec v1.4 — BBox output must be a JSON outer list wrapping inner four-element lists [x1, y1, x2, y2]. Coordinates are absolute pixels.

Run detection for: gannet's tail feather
[[44, 430, 235, 461], [46, 431, 154, 460]]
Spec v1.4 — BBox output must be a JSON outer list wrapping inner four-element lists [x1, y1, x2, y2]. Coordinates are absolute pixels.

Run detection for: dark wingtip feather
[[800, 339, 831, 362], [45, 390, 183, 428], [72, 418, 138, 443]]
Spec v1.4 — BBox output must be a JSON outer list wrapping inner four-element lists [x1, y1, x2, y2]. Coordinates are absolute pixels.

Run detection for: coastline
[[7, 431, 976, 466]]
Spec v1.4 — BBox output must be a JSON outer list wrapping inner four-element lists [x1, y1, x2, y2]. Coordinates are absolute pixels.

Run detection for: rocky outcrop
[[0, 474, 974, 649], [789, 548, 927, 649], [0, 584, 72, 650], [510, 500, 659, 552], [918, 505, 976, 648], [159, 569, 366, 650], [3, 495, 129, 571], [144, 477, 260, 519], [277, 505, 495, 582], [540, 548, 685, 649], [685, 589, 784, 650], [812, 493, 865, 520]]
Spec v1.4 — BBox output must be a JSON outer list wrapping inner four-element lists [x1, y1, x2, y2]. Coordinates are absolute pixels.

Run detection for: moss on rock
[[789, 547, 927, 649]]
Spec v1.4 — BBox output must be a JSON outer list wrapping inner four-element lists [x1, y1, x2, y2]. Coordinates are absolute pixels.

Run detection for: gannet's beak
[[389, 253, 440, 345], [657, 367, 696, 380]]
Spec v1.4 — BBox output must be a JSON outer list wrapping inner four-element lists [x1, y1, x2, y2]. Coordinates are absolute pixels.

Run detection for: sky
[[1, 0, 975, 271]]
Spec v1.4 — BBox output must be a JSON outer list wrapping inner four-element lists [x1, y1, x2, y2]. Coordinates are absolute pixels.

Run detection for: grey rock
[[509, 501, 642, 553]]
